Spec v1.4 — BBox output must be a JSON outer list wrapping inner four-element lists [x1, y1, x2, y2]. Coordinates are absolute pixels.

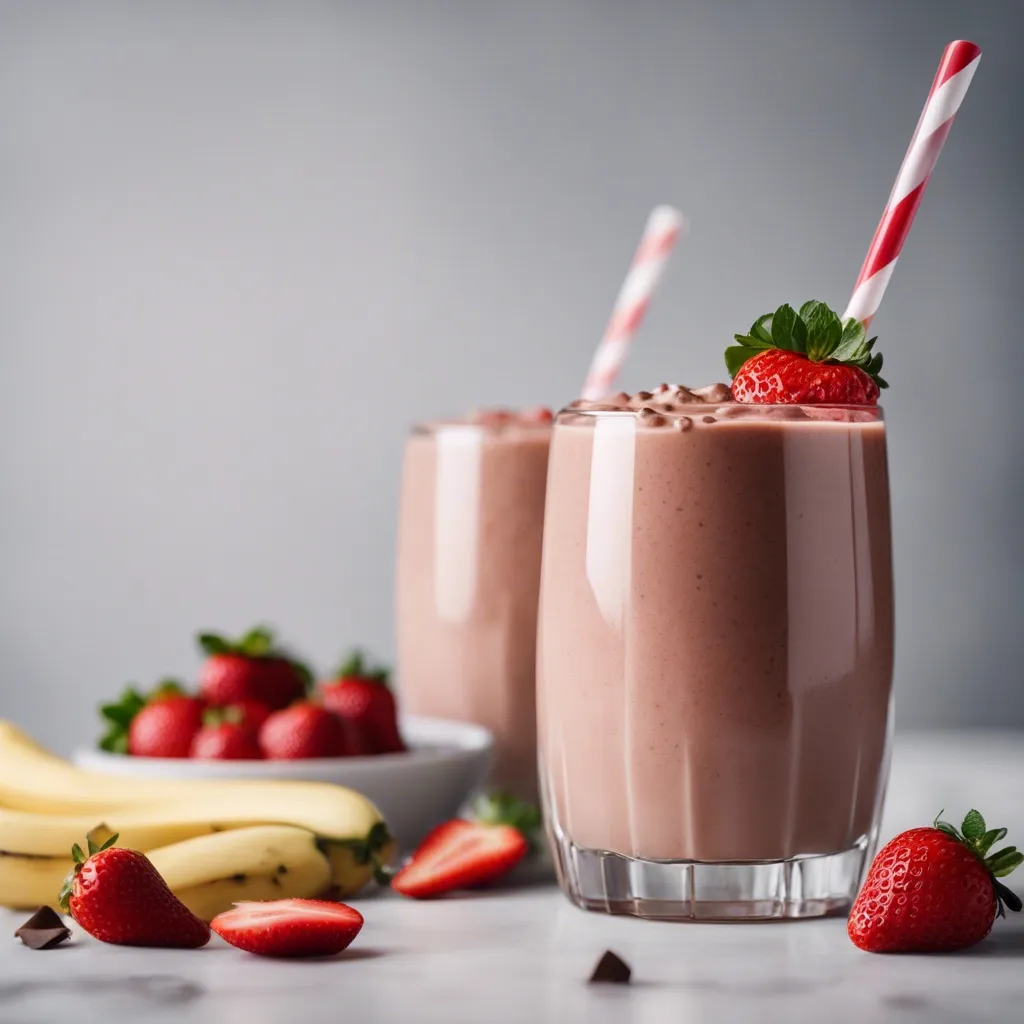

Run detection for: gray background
[[1, 0, 1021, 753]]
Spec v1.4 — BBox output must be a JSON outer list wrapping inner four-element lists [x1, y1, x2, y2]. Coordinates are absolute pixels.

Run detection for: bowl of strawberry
[[72, 626, 493, 850]]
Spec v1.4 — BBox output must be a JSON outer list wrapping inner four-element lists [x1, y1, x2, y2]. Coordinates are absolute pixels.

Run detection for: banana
[[0, 826, 333, 920], [147, 826, 332, 921], [0, 851, 68, 910], [0, 721, 394, 890], [0, 806, 224, 857]]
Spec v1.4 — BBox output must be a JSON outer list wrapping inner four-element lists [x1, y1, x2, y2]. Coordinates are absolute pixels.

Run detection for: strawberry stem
[[933, 809, 1022, 918], [59, 832, 119, 912], [334, 649, 390, 686]]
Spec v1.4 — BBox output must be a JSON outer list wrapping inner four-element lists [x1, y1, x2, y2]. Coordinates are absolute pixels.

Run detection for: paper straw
[[581, 206, 686, 400], [843, 40, 982, 329]]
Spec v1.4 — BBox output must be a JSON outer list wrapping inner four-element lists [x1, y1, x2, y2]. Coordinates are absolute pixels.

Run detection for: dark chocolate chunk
[[588, 949, 631, 984], [14, 906, 71, 950]]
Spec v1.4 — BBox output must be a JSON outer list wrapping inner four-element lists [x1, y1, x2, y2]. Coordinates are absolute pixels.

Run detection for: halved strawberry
[[726, 301, 887, 405], [391, 818, 529, 899], [210, 899, 364, 958]]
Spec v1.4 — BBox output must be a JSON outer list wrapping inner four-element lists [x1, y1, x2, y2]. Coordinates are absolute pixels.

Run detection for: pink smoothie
[[537, 386, 894, 864], [396, 409, 552, 802]]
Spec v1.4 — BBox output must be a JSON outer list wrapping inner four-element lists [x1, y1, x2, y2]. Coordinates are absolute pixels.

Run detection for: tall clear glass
[[396, 419, 552, 804], [537, 403, 894, 919]]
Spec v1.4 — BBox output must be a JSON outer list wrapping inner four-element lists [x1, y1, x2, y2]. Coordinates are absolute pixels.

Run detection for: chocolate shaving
[[588, 949, 631, 984], [14, 906, 71, 950]]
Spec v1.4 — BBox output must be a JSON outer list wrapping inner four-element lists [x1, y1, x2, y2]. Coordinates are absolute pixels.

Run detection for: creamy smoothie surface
[[537, 385, 894, 863], [396, 408, 552, 803]]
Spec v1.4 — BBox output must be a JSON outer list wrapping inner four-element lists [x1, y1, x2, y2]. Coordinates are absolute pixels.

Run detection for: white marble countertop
[[3, 730, 1023, 1024]]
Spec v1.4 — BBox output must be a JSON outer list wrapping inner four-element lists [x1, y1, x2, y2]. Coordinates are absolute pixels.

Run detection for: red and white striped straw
[[581, 205, 686, 400], [843, 40, 982, 329]]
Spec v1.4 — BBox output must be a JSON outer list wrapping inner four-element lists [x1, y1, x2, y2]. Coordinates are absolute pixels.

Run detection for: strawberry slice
[[210, 899, 364, 958], [391, 819, 529, 899]]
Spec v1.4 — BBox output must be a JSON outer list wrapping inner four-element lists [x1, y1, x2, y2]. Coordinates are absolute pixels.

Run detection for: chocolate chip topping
[[636, 408, 667, 426], [588, 949, 632, 984], [14, 906, 71, 950], [691, 382, 733, 404], [564, 383, 735, 426]]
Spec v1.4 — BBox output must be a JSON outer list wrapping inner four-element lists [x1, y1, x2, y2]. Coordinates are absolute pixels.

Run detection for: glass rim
[[408, 418, 554, 437], [556, 402, 884, 414]]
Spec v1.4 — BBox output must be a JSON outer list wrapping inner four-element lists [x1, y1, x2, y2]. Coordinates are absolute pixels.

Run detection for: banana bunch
[[0, 722, 394, 920]]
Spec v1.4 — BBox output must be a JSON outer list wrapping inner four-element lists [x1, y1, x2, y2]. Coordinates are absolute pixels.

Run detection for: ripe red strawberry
[[211, 899, 363, 958], [319, 651, 405, 755], [58, 833, 210, 948], [128, 694, 205, 758], [726, 300, 887, 405], [97, 679, 194, 755], [732, 348, 879, 405], [258, 701, 351, 759], [849, 809, 1022, 954], [222, 699, 273, 733], [391, 792, 536, 899], [190, 720, 263, 760], [197, 626, 312, 711]]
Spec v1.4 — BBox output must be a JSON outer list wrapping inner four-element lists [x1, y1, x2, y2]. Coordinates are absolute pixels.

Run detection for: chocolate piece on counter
[[588, 949, 631, 984], [14, 906, 71, 950]]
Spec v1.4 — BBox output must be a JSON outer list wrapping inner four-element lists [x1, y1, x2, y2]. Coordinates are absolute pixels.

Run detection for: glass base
[[549, 832, 874, 921]]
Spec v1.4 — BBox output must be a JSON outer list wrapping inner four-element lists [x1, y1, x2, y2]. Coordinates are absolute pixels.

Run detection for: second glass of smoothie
[[396, 409, 551, 804], [537, 385, 895, 919]]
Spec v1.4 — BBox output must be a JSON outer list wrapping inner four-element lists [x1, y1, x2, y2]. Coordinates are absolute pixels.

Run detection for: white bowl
[[72, 715, 492, 852]]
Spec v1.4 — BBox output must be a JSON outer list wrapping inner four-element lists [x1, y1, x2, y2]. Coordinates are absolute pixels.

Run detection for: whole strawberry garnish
[[319, 651, 405, 755], [391, 792, 536, 899], [211, 899, 364, 959], [197, 626, 312, 710], [726, 301, 887, 404], [849, 809, 1022, 953], [258, 701, 351, 759], [190, 706, 263, 760], [59, 833, 210, 948]]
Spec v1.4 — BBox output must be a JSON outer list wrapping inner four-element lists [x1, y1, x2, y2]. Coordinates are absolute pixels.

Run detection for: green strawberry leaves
[[472, 790, 543, 850], [198, 625, 274, 658], [335, 649, 390, 686], [961, 809, 986, 841], [933, 809, 1023, 917], [726, 300, 889, 389], [60, 832, 120, 911], [97, 680, 185, 753]]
